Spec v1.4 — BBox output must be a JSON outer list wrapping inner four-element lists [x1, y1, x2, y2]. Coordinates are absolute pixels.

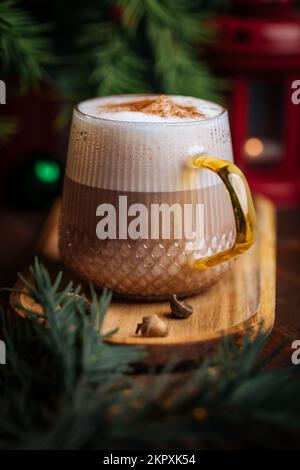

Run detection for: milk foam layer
[[78, 95, 223, 123], [67, 94, 233, 192]]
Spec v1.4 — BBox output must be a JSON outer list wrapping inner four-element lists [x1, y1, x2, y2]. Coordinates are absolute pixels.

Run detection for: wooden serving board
[[10, 196, 276, 366]]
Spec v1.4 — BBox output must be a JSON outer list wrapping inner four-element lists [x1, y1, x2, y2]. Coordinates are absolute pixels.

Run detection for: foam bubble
[[78, 95, 223, 123]]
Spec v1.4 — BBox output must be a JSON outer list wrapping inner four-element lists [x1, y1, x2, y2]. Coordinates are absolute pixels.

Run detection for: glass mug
[[59, 95, 256, 300]]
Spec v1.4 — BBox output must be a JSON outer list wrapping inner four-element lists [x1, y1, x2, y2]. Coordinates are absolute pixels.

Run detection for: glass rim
[[74, 94, 227, 126]]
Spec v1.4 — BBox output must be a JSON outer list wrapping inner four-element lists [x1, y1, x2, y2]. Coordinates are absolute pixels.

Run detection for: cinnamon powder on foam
[[97, 95, 205, 119]]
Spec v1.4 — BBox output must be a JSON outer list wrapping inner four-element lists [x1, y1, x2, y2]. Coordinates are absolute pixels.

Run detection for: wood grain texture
[[10, 196, 276, 366]]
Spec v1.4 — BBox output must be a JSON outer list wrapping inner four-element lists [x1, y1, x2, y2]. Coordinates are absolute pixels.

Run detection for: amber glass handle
[[190, 155, 257, 270]]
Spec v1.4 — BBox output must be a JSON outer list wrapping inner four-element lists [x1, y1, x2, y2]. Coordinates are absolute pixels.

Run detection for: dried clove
[[135, 314, 168, 337], [170, 294, 193, 319]]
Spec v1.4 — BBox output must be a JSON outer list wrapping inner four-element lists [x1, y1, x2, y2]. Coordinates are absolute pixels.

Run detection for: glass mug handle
[[189, 154, 257, 270]]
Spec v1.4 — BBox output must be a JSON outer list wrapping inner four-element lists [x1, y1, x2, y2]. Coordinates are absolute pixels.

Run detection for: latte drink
[[59, 95, 250, 300]]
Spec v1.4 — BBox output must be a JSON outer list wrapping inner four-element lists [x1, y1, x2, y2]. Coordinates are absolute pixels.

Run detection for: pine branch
[[78, 10, 150, 97], [0, 258, 144, 447], [0, 115, 17, 142], [0, 0, 54, 87], [143, 0, 221, 100], [76, 0, 228, 100], [1, 258, 300, 449]]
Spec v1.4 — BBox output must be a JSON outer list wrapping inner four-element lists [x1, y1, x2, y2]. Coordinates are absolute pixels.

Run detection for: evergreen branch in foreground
[[1, 258, 300, 449]]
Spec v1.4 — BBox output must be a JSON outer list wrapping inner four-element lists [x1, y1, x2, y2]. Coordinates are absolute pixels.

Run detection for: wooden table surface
[[1, 203, 300, 367]]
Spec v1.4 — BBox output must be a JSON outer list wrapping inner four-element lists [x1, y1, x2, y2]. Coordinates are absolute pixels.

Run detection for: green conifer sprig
[[0, 1, 54, 141], [78, 0, 223, 101], [0, 115, 17, 141], [1, 258, 300, 449]]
